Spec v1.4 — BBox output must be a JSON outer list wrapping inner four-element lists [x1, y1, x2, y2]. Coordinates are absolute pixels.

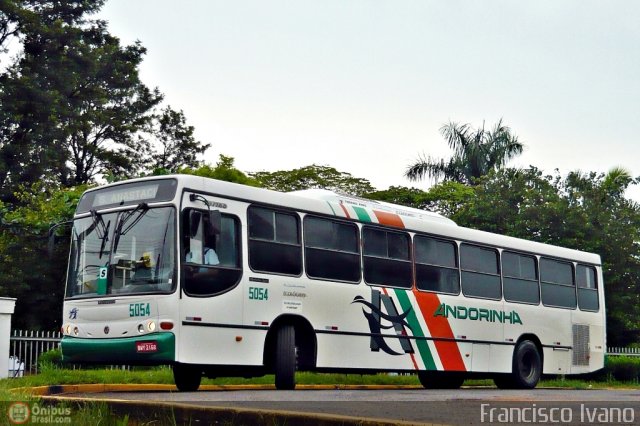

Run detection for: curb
[[15, 384, 449, 426], [16, 383, 427, 396]]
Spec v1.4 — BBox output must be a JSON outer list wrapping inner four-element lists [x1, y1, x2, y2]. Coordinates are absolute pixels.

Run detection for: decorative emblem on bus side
[[104, 326, 110, 335], [68, 308, 78, 320], [352, 290, 414, 356]]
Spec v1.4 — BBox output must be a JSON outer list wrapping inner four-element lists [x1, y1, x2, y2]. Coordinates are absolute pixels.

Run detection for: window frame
[[303, 215, 361, 284], [413, 234, 460, 295], [362, 225, 413, 289], [247, 205, 303, 277], [539, 257, 577, 310], [181, 208, 243, 298], [576, 263, 599, 312], [459, 243, 502, 300], [501, 250, 541, 306]]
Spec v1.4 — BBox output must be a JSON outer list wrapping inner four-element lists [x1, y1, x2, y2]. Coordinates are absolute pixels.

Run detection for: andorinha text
[[434, 303, 523, 325]]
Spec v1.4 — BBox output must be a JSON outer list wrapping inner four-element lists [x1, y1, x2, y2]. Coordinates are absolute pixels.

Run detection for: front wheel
[[511, 340, 542, 389], [173, 363, 202, 392], [275, 325, 296, 390]]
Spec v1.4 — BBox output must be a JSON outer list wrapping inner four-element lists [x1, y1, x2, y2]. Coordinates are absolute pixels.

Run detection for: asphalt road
[[65, 387, 640, 425]]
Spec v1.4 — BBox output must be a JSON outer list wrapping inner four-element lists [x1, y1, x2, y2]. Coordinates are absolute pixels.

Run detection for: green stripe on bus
[[393, 289, 437, 370], [352, 206, 371, 222], [325, 201, 337, 216]]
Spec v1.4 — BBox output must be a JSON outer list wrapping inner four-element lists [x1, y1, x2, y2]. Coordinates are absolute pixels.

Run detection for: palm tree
[[405, 119, 524, 184]]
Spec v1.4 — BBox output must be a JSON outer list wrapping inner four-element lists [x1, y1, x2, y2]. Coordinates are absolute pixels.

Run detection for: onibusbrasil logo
[[7, 402, 30, 424], [7, 402, 72, 424]]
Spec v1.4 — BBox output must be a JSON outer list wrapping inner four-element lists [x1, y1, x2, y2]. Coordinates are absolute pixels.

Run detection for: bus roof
[[82, 175, 602, 265]]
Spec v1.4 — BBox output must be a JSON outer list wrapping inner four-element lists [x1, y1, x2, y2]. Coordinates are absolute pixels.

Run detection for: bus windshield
[[65, 206, 176, 298]]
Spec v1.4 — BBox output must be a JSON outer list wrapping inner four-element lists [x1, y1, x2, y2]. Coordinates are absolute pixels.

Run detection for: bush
[[38, 348, 63, 370], [606, 356, 640, 382]]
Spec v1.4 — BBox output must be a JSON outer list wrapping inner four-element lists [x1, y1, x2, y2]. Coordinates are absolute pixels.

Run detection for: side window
[[577, 264, 599, 311], [502, 251, 539, 304], [363, 227, 412, 288], [540, 258, 576, 309], [182, 210, 241, 297], [304, 216, 360, 283], [414, 236, 459, 294], [460, 244, 501, 299], [248, 206, 302, 276]]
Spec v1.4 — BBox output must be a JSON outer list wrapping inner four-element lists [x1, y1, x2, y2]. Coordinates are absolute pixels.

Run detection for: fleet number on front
[[249, 287, 269, 301], [129, 303, 151, 317]]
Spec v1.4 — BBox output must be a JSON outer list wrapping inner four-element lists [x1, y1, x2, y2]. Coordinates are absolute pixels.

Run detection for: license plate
[[136, 341, 158, 353]]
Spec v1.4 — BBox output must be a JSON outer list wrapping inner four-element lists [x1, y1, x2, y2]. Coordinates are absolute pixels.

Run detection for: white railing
[[9, 329, 130, 376], [10, 330, 61, 375], [607, 346, 640, 357]]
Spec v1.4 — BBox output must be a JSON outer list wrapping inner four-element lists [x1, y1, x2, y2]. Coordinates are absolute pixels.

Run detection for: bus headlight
[[73, 327, 79, 336], [147, 321, 156, 332], [138, 324, 145, 333]]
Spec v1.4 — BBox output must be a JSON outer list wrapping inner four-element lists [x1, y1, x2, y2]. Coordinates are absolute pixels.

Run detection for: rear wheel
[[512, 340, 542, 389], [173, 363, 201, 392], [418, 371, 465, 389], [275, 325, 296, 390]]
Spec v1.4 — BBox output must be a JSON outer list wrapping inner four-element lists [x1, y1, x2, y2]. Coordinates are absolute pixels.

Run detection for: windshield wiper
[[112, 203, 149, 251], [87, 210, 110, 259]]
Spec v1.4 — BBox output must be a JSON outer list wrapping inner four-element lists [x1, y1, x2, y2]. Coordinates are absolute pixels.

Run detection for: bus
[[60, 175, 605, 391]]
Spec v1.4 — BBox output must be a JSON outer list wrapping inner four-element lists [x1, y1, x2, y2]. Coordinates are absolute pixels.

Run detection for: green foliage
[[0, 183, 85, 328], [251, 164, 375, 196], [179, 154, 260, 186], [0, 1, 209, 200], [605, 356, 640, 382], [430, 166, 640, 345], [406, 118, 524, 184], [38, 348, 63, 370]]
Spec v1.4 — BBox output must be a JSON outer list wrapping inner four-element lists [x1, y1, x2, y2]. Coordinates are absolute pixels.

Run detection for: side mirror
[[47, 220, 73, 258], [189, 211, 202, 238]]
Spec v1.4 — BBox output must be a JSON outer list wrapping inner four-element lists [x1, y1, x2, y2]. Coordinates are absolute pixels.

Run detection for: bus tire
[[173, 363, 201, 392], [511, 340, 542, 389], [275, 324, 296, 390], [418, 371, 465, 389]]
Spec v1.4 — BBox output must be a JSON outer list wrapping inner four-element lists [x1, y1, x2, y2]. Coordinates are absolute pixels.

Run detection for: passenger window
[[577, 264, 599, 311], [183, 211, 241, 296], [304, 216, 360, 283], [414, 236, 459, 294], [363, 227, 412, 288], [502, 251, 539, 304], [248, 206, 302, 276], [460, 244, 501, 299], [540, 258, 576, 309]]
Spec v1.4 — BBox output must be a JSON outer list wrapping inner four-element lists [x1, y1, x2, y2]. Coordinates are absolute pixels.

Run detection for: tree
[[251, 165, 375, 196], [0, 1, 209, 200], [147, 106, 210, 174], [406, 119, 524, 184], [434, 167, 640, 345], [0, 182, 86, 329], [179, 154, 260, 186]]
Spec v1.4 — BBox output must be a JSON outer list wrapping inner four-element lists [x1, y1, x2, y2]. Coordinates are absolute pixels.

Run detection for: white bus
[[60, 175, 605, 391]]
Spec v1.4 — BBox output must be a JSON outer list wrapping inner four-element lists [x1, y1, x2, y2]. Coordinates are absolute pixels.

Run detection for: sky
[[100, 0, 640, 201]]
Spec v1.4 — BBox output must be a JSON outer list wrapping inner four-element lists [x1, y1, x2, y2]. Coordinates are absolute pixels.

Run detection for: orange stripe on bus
[[412, 290, 466, 371], [373, 211, 404, 228]]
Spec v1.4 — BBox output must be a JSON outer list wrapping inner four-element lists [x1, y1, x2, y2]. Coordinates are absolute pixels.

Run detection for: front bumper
[[61, 332, 175, 364]]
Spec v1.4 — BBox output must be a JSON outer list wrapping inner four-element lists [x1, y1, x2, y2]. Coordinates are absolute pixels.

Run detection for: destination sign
[[76, 179, 177, 213], [93, 185, 159, 207]]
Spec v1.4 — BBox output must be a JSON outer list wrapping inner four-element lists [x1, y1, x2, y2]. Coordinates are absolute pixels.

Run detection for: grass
[[0, 367, 637, 425]]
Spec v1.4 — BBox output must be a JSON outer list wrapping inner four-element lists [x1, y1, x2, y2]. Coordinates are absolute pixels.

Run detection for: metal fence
[[5, 329, 640, 377], [607, 347, 640, 357], [9, 330, 61, 376]]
